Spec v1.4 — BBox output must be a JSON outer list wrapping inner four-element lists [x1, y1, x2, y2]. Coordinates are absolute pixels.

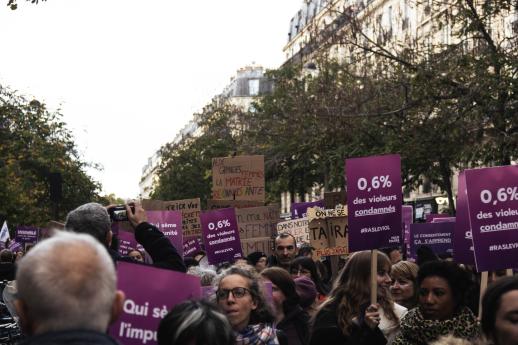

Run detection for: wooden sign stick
[[370, 249, 378, 305], [478, 271, 488, 319]]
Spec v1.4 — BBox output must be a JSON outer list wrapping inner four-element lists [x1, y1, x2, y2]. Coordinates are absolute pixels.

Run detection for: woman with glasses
[[215, 266, 279, 345], [289, 257, 330, 299], [261, 267, 310, 345], [310, 250, 406, 345]]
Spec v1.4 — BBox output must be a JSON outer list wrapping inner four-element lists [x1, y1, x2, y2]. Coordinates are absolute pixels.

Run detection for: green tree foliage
[[0, 86, 103, 226]]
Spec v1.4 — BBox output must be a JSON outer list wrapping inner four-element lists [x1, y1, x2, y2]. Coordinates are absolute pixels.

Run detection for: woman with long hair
[[215, 266, 279, 345], [261, 267, 310, 345], [310, 250, 407, 345], [290, 256, 330, 298]]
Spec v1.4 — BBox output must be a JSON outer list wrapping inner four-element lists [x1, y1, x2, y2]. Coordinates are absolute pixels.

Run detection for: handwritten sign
[[291, 200, 324, 219], [183, 236, 203, 257], [307, 206, 347, 222], [236, 206, 279, 256], [276, 218, 310, 246], [308, 216, 349, 257], [212, 155, 265, 202], [142, 199, 201, 237], [118, 231, 146, 256], [207, 199, 263, 210]]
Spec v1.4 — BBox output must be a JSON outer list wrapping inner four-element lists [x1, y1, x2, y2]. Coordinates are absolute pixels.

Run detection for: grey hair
[[65, 202, 111, 244], [16, 231, 117, 333]]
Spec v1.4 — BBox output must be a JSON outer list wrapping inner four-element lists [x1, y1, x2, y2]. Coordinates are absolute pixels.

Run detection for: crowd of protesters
[[1, 202, 518, 345]]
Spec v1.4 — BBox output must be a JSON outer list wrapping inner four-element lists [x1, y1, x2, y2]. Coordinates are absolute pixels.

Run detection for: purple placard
[[409, 222, 454, 260], [346, 154, 403, 251], [117, 231, 145, 256], [15, 226, 39, 245], [432, 217, 456, 223], [454, 172, 475, 265], [147, 211, 184, 257], [291, 200, 325, 219], [183, 236, 203, 257], [8, 240, 22, 253], [426, 214, 451, 223], [402, 205, 413, 258], [109, 261, 201, 345], [465, 165, 518, 271], [200, 208, 243, 265]]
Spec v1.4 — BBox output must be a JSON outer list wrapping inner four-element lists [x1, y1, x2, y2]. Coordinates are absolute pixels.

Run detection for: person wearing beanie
[[246, 251, 268, 273], [294, 276, 318, 318]]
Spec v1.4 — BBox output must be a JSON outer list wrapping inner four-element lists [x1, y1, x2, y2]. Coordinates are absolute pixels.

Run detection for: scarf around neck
[[235, 323, 279, 345], [392, 306, 481, 345]]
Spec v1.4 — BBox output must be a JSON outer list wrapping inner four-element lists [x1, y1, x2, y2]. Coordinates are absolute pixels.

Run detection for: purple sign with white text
[[291, 200, 325, 219], [409, 222, 454, 260], [454, 171, 475, 265], [8, 240, 22, 253], [183, 236, 203, 257], [147, 211, 184, 257], [402, 205, 413, 258], [15, 226, 39, 245], [109, 261, 201, 345], [465, 165, 518, 271], [346, 154, 402, 251], [118, 231, 145, 256], [201, 208, 243, 265]]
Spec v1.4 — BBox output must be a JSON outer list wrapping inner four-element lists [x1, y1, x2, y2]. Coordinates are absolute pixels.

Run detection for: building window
[[249, 79, 260, 96]]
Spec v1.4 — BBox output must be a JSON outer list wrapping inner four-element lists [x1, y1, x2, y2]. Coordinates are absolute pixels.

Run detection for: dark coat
[[0, 262, 15, 281], [18, 329, 119, 345], [309, 301, 387, 345], [111, 222, 186, 273], [277, 305, 310, 345]]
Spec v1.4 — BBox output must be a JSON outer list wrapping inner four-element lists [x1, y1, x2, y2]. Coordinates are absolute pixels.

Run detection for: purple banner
[[109, 261, 201, 345], [183, 236, 203, 257], [118, 231, 145, 256], [147, 211, 184, 257], [346, 154, 402, 251], [426, 214, 451, 223], [454, 172, 475, 265], [8, 240, 22, 253], [432, 217, 456, 223], [402, 205, 413, 258], [200, 208, 243, 265], [465, 165, 518, 271], [409, 222, 454, 260], [15, 226, 39, 245], [291, 200, 324, 219]]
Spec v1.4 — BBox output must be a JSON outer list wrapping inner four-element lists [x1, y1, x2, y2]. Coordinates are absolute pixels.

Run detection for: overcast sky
[[0, 0, 301, 199]]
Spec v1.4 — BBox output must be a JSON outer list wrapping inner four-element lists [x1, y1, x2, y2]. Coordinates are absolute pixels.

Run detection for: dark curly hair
[[417, 260, 472, 311], [215, 266, 275, 325]]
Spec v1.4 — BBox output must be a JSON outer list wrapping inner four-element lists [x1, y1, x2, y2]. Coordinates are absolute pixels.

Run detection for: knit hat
[[294, 276, 317, 308], [246, 251, 267, 266]]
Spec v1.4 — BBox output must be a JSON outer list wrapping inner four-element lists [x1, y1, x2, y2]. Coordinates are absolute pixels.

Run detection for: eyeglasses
[[216, 287, 251, 300]]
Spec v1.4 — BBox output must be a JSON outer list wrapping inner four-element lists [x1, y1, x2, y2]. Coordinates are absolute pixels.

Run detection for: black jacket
[[18, 329, 118, 345], [310, 301, 387, 345], [111, 222, 186, 273], [0, 262, 15, 281], [278, 305, 310, 345]]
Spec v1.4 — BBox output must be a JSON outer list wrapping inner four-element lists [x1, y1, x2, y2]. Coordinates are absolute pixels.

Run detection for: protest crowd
[[0, 155, 517, 345]]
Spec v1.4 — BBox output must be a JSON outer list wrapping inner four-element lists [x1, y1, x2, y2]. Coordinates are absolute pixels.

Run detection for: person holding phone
[[310, 251, 407, 345], [65, 201, 186, 272]]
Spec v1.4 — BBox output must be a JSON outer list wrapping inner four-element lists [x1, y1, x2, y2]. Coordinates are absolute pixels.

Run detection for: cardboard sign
[[207, 199, 263, 210], [212, 155, 265, 202], [142, 199, 201, 237], [324, 191, 347, 209], [201, 208, 243, 265], [276, 218, 310, 246], [307, 206, 347, 222], [308, 215, 349, 257], [409, 223, 454, 260], [236, 206, 279, 257], [15, 226, 39, 245], [109, 261, 201, 345], [465, 165, 518, 271], [183, 236, 203, 257], [146, 211, 184, 257], [346, 154, 402, 251], [291, 200, 324, 219], [454, 172, 475, 265]]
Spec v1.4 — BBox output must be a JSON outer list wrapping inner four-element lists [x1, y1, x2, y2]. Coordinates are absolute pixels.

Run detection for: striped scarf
[[234, 323, 279, 345]]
